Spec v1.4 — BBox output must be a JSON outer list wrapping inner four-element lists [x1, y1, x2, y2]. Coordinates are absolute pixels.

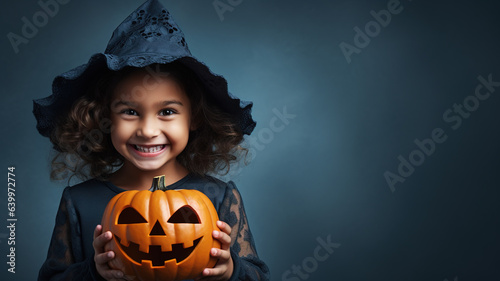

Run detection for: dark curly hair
[[49, 62, 248, 182]]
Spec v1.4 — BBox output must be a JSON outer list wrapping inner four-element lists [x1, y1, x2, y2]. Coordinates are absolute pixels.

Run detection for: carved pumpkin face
[[101, 187, 221, 281]]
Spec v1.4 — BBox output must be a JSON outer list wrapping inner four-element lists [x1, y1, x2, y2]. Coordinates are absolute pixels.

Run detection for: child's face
[[109, 71, 192, 173]]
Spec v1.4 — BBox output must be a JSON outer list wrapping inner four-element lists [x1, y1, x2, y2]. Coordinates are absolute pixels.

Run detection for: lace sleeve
[[38, 188, 104, 281], [219, 182, 270, 281]]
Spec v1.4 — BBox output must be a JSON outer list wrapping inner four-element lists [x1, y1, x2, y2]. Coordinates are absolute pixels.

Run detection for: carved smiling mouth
[[115, 235, 202, 266]]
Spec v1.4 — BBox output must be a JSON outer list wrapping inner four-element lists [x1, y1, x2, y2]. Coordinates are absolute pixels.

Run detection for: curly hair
[[50, 62, 248, 182]]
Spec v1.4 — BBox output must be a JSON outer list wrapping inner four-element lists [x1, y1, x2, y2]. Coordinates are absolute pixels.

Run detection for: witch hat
[[33, 0, 256, 138]]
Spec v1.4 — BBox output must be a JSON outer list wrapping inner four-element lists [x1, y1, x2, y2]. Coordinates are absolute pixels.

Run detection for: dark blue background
[[1, 0, 499, 280]]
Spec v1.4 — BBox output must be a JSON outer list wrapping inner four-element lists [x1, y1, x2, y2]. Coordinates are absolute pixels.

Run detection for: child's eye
[[120, 109, 138, 116], [159, 109, 177, 116]]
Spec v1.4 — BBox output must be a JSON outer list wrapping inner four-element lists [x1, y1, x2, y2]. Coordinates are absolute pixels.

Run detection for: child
[[33, 0, 269, 280]]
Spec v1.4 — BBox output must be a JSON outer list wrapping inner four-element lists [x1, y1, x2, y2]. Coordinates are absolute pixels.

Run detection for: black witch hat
[[33, 0, 256, 138]]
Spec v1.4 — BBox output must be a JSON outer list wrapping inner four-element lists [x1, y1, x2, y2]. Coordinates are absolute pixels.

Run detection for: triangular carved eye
[[168, 205, 200, 224], [118, 207, 147, 224]]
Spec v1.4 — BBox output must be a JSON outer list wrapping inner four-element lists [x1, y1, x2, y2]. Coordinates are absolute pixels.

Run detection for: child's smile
[[110, 71, 193, 175], [129, 144, 167, 157]]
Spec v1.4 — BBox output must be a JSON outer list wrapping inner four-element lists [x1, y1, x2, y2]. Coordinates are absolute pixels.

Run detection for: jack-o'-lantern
[[101, 175, 221, 281]]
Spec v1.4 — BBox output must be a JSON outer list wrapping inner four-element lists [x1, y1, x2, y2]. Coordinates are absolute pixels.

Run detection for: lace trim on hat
[[109, 8, 187, 54]]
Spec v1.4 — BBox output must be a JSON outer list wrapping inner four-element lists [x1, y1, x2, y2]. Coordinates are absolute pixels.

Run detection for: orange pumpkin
[[101, 175, 221, 281]]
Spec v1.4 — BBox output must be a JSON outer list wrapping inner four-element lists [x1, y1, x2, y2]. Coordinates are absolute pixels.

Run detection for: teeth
[[134, 145, 164, 153]]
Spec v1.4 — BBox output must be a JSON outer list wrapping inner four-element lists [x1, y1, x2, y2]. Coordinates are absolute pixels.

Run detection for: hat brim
[[33, 53, 256, 138]]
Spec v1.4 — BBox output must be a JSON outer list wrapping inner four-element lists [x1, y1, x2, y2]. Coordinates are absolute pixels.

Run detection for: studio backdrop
[[1, 0, 499, 280]]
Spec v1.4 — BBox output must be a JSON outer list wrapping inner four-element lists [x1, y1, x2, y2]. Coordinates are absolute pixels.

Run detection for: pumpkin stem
[[151, 175, 166, 191]]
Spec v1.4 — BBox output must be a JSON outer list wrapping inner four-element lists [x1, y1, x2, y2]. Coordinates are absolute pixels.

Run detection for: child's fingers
[[202, 266, 226, 277], [210, 248, 231, 261], [94, 224, 103, 239], [195, 249, 234, 280], [99, 268, 124, 280], [93, 230, 112, 252], [95, 251, 125, 280], [217, 220, 231, 235], [213, 230, 231, 247], [95, 251, 115, 265]]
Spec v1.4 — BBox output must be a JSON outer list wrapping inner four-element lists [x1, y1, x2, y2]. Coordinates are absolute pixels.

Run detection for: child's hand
[[195, 220, 234, 281], [93, 224, 126, 281]]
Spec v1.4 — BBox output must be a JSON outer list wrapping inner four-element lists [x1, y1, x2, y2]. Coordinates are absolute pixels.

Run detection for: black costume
[[38, 174, 269, 280]]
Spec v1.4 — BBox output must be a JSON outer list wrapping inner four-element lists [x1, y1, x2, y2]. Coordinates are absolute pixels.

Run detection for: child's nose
[[137, 116, 161, 138]]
